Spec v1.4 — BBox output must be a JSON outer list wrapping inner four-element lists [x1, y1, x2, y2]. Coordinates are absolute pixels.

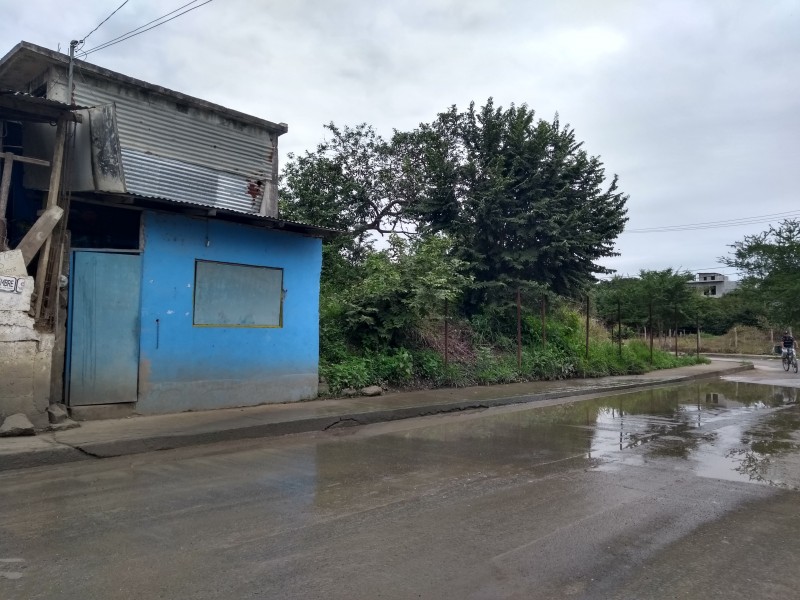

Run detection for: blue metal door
[[68, 251, 142, 406]]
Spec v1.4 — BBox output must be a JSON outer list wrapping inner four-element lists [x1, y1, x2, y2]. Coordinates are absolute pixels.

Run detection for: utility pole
[[67, 40, 80, 105]]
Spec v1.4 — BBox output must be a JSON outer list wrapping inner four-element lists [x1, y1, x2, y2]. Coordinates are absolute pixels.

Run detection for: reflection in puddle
[[312, 381, 800, 509], [587, 381, 800, 489]]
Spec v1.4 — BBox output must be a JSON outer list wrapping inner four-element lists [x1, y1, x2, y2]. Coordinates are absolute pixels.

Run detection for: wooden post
[[0, 153, 52, 251], [444, 297, 449, 368], [541, 296, 547, 348], [617, 298, 622, 358], [33, 116, 68, 320], [734, 326, 738, 353], [585, 295, 590, 360], [0, 155, 13, 250], [516, 288, 522, 369], [696, 316, 700, 356], [674, 303, 678, 357], [649, 300, 653, 364]]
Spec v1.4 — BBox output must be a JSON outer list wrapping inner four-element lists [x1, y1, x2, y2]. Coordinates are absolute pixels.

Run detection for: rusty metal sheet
[[88, 104, 126, 193]]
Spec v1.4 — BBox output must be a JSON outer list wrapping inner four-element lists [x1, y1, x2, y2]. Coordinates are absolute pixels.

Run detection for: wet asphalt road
[[3, 361, 800, 599]]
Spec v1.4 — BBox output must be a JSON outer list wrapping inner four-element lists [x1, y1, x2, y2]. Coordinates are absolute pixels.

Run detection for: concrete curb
[[702, 353, 778, 360], [0, 442, 90, 472], [0, 363, 753, 472], [65, 363, 755, 461]]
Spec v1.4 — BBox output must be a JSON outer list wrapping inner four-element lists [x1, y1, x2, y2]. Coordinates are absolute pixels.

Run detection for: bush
[[320, 307, 707, 395], [321, 349, 416, 393]]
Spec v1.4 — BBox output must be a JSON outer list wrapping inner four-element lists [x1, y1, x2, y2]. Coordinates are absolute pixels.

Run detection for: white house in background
[[687, 272, 739, 298]]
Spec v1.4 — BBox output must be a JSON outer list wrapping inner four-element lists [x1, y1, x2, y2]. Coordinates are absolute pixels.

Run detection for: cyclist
[[782, 330, 797, 361]]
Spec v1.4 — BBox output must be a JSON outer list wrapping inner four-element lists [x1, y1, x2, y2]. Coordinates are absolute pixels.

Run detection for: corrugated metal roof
[[111, 191, 342, 239], [75, 84, 274, 182], [0, 88, 82, 122], [0, 42, 288, 134], [121, 148, 261, 214]]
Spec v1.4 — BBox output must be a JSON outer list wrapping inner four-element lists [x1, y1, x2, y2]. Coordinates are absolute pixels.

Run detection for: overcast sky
[[3, 0, 799, 279]]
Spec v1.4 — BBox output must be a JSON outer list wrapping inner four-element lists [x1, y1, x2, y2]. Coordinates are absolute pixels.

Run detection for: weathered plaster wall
[[137, 212, 322, 413], [0, 250, 52, 427]]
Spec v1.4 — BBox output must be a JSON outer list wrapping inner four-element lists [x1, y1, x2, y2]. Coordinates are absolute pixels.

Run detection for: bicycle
[[782, 348, 798, 373]]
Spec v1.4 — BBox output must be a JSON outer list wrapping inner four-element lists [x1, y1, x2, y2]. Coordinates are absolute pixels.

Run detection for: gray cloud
[[3, 0, 799, 278]]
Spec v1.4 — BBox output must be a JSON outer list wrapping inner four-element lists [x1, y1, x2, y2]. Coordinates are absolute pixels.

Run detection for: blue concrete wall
[[137, 211, 322, 413]]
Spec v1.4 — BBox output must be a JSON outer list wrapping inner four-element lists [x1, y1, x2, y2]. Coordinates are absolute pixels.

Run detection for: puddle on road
[[312, 380, 800, 509], [584, 381, 800, 488]]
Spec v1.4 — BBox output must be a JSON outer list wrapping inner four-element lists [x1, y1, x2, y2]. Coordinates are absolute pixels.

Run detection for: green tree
[[595, 269, 695, 337], [595, 276, 645, 331], [405, 99, 628, 308], [721, 219, 800, 328], [280, 123, 418, 264], [334, 234, 471, 349]]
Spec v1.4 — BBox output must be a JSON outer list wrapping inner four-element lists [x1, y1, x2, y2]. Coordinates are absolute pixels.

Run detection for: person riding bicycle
[[782, 330, 797, 360]]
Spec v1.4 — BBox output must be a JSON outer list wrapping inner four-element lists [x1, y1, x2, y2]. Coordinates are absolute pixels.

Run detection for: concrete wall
[[0, 250, 52, 428], [136, 212, 322, 414]]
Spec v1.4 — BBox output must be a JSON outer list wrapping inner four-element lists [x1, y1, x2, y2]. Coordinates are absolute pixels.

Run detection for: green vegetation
[[722, 219, 800, 330], [282, 99, 705, 396], [318, 301, 702, 394]]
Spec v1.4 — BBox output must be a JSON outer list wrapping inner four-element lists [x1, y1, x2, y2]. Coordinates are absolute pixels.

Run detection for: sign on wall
[[0, 275, 25, 294], [193, 260, 283, 327]]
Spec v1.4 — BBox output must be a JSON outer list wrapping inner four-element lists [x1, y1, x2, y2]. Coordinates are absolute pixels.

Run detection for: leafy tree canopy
[[721, 219, 800, 328], [281, 99, 629, 314], [406, 99, 628, 307]]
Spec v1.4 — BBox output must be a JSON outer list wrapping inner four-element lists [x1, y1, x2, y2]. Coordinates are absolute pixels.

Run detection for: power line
[[78, 0, 213, 57], [79, 0, 208, 56], [81, 0, 130, 44], [622, 210, 800, 234]]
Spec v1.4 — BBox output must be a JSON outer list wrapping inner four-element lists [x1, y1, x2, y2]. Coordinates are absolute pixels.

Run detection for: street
[[2, 360, 800, 599]]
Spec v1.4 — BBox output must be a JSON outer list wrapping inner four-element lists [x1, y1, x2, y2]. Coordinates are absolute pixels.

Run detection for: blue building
[[0, 42, 335, 420]]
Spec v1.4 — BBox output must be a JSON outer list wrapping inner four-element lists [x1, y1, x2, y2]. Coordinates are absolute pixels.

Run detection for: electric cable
[[78, 0, 213, 57], [81, 0, 130, 44], [623, 209, 800, 234]]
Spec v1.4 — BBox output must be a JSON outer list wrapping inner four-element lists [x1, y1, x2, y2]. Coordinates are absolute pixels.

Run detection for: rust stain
[[138, 358, 152, 395], [246, 179, 264, 201]]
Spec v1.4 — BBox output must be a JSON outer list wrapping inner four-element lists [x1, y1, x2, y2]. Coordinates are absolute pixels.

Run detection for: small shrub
[[321, 357, 372, 392], [372, 349, 414, 386]]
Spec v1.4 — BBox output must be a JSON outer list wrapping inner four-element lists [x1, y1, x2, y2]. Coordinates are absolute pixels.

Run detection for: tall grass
[[320, 333, 706, 395]]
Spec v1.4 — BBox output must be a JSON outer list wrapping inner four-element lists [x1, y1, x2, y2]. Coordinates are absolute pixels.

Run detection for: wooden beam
[[0, 155, 13, 250], [33, 116, 69, 319], [0, 152, 51, 168], [1, 153, 52, 250], [16, 206, 64, 265]]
